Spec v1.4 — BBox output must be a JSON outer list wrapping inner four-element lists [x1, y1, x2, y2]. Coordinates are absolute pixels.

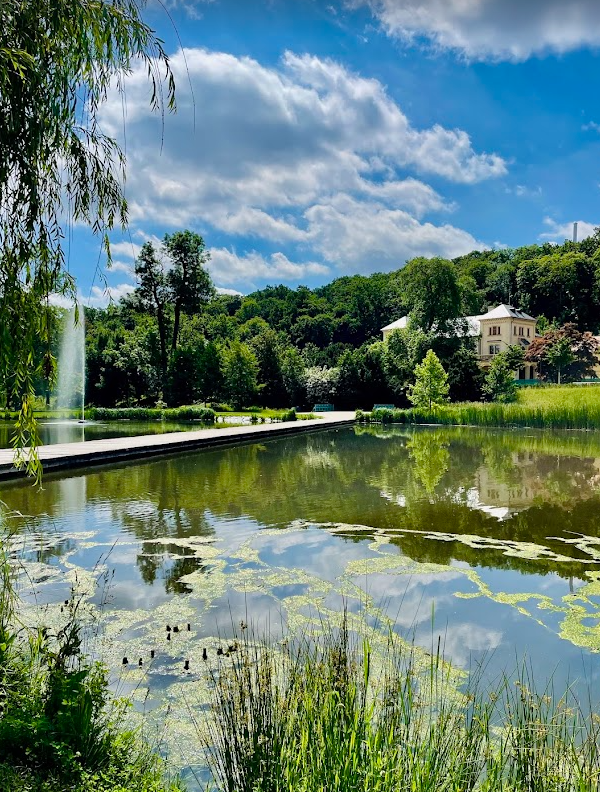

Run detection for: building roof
[[381, 304, 536, 335], [478, 304, 536, 322], [381, 314, 481, 336], [381, 316, 409, 332]]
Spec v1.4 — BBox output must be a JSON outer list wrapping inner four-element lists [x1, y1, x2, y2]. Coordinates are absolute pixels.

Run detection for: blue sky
[[68, 0, 600, 304]]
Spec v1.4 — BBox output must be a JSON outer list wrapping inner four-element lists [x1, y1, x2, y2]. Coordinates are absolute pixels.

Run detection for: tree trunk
[[172, 300, 181, 354]]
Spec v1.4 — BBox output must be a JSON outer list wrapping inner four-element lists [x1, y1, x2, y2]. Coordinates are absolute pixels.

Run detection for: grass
[[0, 545, 181, 792], [207, 618, 600, 792], [357, 384, 600, 430], [86, 406, 217, 422]]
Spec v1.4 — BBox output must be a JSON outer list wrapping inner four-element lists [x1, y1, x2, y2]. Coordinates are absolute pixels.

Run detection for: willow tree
[[0, 0, 174, 476]]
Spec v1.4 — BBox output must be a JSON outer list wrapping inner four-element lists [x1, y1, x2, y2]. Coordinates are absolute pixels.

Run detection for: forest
[[58, 229, 600, 410]]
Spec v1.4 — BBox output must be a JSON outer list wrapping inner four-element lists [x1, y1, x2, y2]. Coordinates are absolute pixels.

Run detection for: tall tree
[[401, 257, 463, 332], [163, 230, 213, 353], [134, 242, 169, 376], [0, 0, 174, 474]]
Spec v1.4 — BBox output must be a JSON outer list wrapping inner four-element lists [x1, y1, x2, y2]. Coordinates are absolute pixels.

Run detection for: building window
[[519, 327, 524, 336], [527, 327, 530, 337], [489, 344, 500, 355], [489, 345, 494, 355], [514, 326, 517, 335], [489, 325, 500, 336]]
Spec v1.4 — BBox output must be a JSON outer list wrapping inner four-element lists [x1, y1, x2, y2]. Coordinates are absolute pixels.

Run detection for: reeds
[[206, 620, 600, 792], [357, 399, 600, 430]]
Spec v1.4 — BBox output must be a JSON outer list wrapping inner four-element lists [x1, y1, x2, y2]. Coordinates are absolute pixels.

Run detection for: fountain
[[56, 302, 86, 422]]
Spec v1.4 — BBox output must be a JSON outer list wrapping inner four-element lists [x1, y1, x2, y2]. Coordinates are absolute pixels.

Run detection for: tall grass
[[357, 398, 600, 430], [207, 620, 600, 792], [0, 539, 181, 792]]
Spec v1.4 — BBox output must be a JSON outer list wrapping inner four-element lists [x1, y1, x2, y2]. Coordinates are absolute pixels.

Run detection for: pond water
[[0, 420, 229, 448], [3, 424, 600, 781]]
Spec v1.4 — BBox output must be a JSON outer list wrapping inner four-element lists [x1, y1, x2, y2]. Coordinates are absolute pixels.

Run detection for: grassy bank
[[357, 384, 600, 430], [0, 554, 180, 792], [208, 620, 600, 792]]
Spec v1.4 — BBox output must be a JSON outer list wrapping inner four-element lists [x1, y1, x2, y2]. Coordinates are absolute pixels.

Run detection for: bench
[[373, 404, 395, 410], [313, 403, 334, 412]]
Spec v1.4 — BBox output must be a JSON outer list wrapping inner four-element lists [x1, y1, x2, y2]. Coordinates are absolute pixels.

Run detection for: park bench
[[313, 403, 334, 412], [373, 404, 395, 410]]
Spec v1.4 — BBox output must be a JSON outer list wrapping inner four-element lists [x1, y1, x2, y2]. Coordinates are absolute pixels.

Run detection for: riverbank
[[357, 384, 600, 430], [0, 411, 355, 479]]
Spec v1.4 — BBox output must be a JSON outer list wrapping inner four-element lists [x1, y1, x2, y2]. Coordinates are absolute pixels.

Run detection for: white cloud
[[109, 260, 135, 277], [304, 194, 484, 269], [540, 217, 598, 242], [350, 0, 600, 61], [216, 287, 243, 296], [49, 283, 136, 309], [582, 120, 600, 133], [96, 47, 502, 283], [208, 248, 330, 288]]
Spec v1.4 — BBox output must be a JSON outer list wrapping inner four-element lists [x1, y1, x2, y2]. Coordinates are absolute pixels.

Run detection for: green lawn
[[358, 383, 600, 430]]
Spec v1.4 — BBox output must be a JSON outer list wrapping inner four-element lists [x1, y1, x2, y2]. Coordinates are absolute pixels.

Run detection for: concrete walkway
[[0, 412, 355, 480]]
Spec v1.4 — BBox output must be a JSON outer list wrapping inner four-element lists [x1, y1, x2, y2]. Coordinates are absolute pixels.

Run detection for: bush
[[86, 406, 215, 423], [0, 553, 180, 792]]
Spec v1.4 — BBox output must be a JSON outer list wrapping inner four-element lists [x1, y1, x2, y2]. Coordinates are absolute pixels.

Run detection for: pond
[[0, 419, 232, 448], [3, 424, 600, 782]]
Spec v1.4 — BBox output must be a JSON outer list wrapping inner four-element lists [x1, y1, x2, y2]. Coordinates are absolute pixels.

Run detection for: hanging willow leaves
[[0, 0, 175, 479]]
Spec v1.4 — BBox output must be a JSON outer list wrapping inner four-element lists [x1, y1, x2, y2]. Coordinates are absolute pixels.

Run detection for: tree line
[[56, 227, 600, 410]]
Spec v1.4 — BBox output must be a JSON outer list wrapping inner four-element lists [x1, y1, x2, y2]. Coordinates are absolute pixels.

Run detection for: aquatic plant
[[358, 395, 600, 430], [207, 619, 600, 792], [0, 546, 181, 792]]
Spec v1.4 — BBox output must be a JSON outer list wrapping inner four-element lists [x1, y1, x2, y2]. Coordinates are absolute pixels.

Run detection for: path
[[0, 412, 355, 480]]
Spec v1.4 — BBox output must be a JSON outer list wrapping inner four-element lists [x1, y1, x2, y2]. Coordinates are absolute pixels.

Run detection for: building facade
[[381, 304, 538, 380]]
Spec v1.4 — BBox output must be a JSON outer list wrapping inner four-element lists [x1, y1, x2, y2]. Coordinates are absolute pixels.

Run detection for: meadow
[[358, 384, 600, 430]]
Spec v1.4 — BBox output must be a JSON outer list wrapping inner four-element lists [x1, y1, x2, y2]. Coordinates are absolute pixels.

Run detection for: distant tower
[[573, 222, 578, 243]]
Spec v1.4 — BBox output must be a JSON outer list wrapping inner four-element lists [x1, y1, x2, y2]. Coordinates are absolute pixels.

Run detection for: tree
[[280, 347, 306, 406], [222, 341, 259, 409], [1, 0, 174, 474], [482, 353, 517, 403], [401, 257, 463, 332], [304, 367, 339, 405], [408, 350, 449, 410], [134, 231, 214, 378], [135, 241, 170, 376], [163, 230, 214, 353], [525, 323, 599, 383], [384, 325, 434, 401]]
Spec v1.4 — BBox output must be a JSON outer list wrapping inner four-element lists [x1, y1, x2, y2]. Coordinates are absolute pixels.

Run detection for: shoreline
[[0, 412, 355, 480]]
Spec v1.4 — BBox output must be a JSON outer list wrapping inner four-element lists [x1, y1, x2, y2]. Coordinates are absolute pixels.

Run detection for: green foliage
[[483, 352, 518, 403], [0, 0, 174, 478], [222, 341, 259, 409], [86, 406, 216, 422], [384, 325, 434, 400], [207, 619, 600, 792], [408, 350, 449, 410], [357, 385, 600, 429], [304, 366, 339, 404], [401, 256, 463, 331], [526, 323, 599, 383], [0, 549, 179, 792]]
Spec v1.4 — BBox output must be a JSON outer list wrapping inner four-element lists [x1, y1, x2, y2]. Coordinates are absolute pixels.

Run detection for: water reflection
[[4, 425, 600, 585], [5, 424, 600, 773]]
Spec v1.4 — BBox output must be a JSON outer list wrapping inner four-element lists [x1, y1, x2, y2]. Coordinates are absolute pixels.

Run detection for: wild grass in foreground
[[358, 385, 600, 429], [207, 620, 600, 792], [0, 552, 180, 792]]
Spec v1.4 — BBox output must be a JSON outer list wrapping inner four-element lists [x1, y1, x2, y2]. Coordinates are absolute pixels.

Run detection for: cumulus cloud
[[50, 283, 136, 309], [208, 249, 330, 288], [304, 194, 483, 269], [540, 217, 598, 242], [350, 0, 600, 61], [96, 47, 501, 284]]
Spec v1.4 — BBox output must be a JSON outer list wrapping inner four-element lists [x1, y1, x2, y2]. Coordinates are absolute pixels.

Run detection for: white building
[[381, 304, 538, 380]]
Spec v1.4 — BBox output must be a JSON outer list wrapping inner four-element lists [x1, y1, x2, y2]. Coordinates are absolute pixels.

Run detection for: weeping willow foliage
[[0, 0, 175, 478]]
